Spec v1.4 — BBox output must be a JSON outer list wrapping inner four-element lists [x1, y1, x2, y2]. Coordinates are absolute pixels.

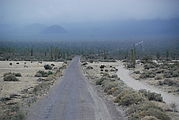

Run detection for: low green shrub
[[35, 71, 52, 77], [96, 77, 107, 85], [100, 65, 105, 69], [4, 74, 19, 81], [4, 72, 22, 77], [141, 116, 159, 120], [140, 71, 156, 79], [86, 66, 93, 69], [128, 102, 170, 120], [44, 64, 52, 70], [134, 71, 140, 74]]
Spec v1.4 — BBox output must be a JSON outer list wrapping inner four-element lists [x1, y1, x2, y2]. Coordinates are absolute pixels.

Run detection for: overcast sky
[[0, 0, 179, 24]]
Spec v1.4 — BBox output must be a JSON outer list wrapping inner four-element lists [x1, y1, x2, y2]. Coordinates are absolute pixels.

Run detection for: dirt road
[[27, 56, 120, 120]]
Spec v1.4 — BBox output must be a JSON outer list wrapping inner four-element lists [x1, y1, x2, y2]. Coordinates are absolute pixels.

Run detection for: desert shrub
[[44, 64, 52, 70], [100, 65, 105, 69], [89, 60, 93, 63], [107, 86, 125, 96], [35, 71, 51, 77], [16, 62, 19, 64], [35, 72, 42, 77], [14, 73, 22, 77], [172, 70, 179, 77], [141, 116, 159, 120], [144, 62, 159, 70], [128, 101, 170, 120], [127, 102, 162, 115], [155, 69, 164, 74], [86, 66, 93, 69], [4, 72, 22, 77], [127, 63, 135, 68], [32, 82, 50, 95], [4, 74, 19, 81], [154, 75, 162, 80], [163, 70, 172, 78], [140, 71, 156, 79], [161, 79, 179, 87], [0, 104, 25, 120], [37, 78, 46, 82], [47, 71, 53, 75], [139, 108, 170, 120], [105, 69, 108, 72], [134, 71, 140, 74], [101, 72, 110, 77], [110, 74, 118, 78], [96, 77, 107, 85], [103, 81, 118, 93], [139, 89, 163, 102], [141, 56, 153, 63], [170, 103, 177, 112], [51, 63, 55, 66], [9, 63, 12, 65], [82, 62, 88, 66], [114, 90, 144, 106]]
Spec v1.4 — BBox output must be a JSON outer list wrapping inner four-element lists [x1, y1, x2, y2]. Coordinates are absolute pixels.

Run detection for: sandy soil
[[0, 61, 63, 98]]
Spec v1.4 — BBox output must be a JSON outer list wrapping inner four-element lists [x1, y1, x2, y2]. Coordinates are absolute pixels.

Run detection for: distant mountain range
[[0, 23, 67, 35], [0, 18, 179, 41]]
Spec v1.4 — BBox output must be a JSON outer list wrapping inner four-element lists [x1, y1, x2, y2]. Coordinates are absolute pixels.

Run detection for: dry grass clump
[[139, 89, 163, 102], [4, 72, 22, 77], [114, 90, 145, 106], [127, 101, 170, 120], [35, 70, 53, 77], [140, 71, 156, 79], [103, 80, 119, 93], [141, 116, 159, 120], [0, 102, 25, 120], [4, 74, 19, 81]]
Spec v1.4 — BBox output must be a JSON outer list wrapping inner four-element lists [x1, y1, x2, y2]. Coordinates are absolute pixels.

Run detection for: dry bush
[[114, 90, 145, 106], [140, 71, 156, 79], [127, 102, 170, 120], [44, 64, 52, 70], [139, 89, 163, 102], [4, 74, 19, 81], [141, 116, 159, 120], [103, 81, 119, 93], [4, 72, 22, 77], [35, 71, 53, 77]]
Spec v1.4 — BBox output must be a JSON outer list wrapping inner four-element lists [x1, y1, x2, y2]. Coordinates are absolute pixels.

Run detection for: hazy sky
[[0, 0, 179, 24]]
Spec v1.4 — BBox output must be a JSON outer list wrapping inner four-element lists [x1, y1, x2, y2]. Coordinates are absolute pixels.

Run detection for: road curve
[[27, 56, 113, 120]]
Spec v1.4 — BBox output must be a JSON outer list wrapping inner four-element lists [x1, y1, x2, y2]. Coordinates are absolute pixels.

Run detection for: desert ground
[[0, 60, 65, 120], [0, 61, 63, 97]]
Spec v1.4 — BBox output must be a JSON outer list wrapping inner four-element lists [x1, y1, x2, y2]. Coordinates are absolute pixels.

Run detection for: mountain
[[42, 25, 67, 34]]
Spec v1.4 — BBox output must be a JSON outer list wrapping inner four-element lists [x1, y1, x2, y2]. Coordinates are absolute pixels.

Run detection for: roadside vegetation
[[83, 61, 173, 120]]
